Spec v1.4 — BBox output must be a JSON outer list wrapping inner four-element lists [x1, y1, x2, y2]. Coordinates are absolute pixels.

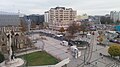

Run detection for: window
[[60, 10, 63, 12], [1, 37, 4, 42]]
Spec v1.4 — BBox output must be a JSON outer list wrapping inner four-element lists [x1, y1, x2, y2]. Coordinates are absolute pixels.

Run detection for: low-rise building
[[0, 11, 21, 33]]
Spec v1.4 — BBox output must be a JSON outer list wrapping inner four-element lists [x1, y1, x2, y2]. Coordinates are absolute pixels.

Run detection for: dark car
[[71, 40, 90, 47], [109, 39, 117, 43]]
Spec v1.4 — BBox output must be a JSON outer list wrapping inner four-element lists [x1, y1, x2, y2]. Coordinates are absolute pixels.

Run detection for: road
[[29, 30, 118, 67], [67, 31, 118, 67], [32, 34, 72, 60]]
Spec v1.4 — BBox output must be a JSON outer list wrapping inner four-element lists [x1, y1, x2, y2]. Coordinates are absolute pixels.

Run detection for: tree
[[100, 16, 113, 24], [31, 22, 36, 29], [0, 52, 5, 63], [108, 45, 120, 58], [99, 36, 103, 44], [106, 17, 113, 24], [59, 27, 65, 33], [67, 22, 80, 36], [66, 22, 80, 40], [116, 20, 120, 25], [19, 19, 28, 32], [100, 16, 106, 24], [80, 23, 88, 34]]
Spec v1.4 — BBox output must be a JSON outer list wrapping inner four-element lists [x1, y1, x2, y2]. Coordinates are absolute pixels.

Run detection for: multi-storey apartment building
[[44, 7, 77, 30]]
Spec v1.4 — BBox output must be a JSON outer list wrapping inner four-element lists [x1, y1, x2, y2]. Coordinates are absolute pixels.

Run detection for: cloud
[[0, 0, 120, 15]]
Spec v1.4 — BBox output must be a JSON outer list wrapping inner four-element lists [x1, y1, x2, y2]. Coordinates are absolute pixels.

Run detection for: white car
[[60, 41, 68, 46], [57, 34, 63, 37]]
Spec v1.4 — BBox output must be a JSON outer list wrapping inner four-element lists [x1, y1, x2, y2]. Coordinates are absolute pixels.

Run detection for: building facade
[[0, 31, 33, 60], [0, 11, 21, 32], [0, 26, 20, 33], [110, 11, 120, 22], [44, 7, 77, 30], [0, 31, 8, 53], [24, 14, 44, 25], [75, 14, 89, 22], [44, 11, 49, 23]]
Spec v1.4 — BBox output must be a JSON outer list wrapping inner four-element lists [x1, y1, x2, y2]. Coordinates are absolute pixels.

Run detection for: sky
[[0, 0, 120, 15]]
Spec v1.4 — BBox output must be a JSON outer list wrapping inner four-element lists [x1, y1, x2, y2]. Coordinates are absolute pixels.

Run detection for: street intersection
[[30, 30, 119, 67]]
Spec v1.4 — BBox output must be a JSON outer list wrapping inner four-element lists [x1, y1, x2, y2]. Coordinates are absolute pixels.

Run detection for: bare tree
[[67, 22, 80, 36], [19, 19, 28, 33], [80, 23, 89, 34], [59, 27, 65, 34], [31, 22, 36, 30]]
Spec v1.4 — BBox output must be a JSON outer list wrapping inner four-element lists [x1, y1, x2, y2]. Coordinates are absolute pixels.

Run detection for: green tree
[[59, 27, 65, 33], [100, 16, 106, 24], [100, 16, 113, 24], [108, 45, 120, 58]]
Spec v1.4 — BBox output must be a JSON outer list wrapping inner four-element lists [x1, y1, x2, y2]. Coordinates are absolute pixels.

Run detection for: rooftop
[[50, 7, 73, 10], [0, 11, 19, 15]]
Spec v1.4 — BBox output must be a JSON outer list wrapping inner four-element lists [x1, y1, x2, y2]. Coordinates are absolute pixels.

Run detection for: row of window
[[50, 15, 75, 17], [0, 27, 20, 32], [50, 10, 74, 12], [50, 19, 73, 21], [50, 13, 75, 15]]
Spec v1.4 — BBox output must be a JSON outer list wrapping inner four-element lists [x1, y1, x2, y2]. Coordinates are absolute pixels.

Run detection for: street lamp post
[[41, 39, 45, 51]]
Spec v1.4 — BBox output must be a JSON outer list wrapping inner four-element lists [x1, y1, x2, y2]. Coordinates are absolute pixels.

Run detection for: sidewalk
[[16, 49, 41, 56]]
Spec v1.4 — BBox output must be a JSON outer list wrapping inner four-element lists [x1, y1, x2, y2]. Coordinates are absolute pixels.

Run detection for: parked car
[[109, 39, 117, 43], [116, 40, 120, 44], [60, 41, 68, 46], [56, 34, 63, 37], [109, 39, 120, 44]]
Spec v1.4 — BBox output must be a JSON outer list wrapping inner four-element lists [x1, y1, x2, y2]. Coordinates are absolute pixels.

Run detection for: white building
[[44, 11, 49, 23], [44, 7, 77, 30], [110, 11, 120, 22]]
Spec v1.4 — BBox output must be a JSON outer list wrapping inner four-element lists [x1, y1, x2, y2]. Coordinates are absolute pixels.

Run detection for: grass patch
[[18, 51, 59, 66]]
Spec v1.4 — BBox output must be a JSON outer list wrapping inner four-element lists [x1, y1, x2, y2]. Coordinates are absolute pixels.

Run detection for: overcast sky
[[0, 0, 120, 15]]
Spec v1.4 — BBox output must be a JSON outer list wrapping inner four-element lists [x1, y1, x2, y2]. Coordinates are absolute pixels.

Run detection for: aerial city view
[[0, 0, 120, 67]]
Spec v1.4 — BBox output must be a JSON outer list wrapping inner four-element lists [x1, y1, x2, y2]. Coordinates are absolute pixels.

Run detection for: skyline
[[0, 0, 120, 15]]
